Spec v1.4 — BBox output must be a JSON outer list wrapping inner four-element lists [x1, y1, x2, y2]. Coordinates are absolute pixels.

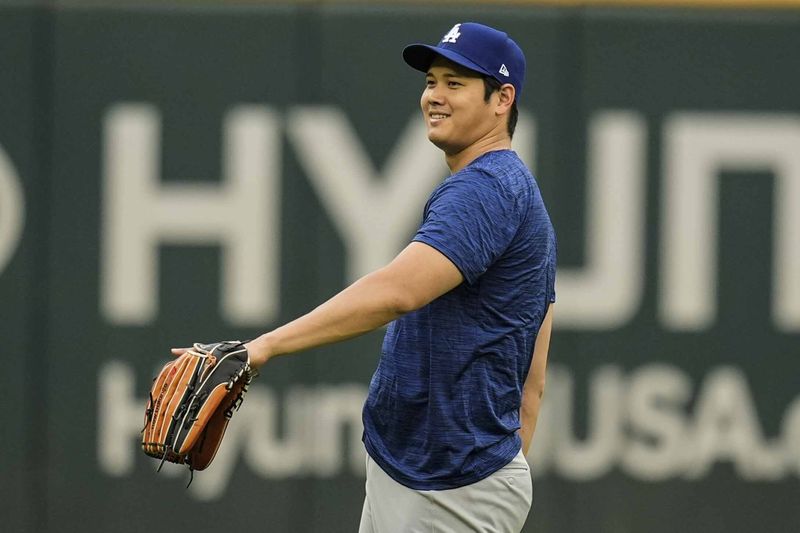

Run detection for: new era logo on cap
[[403, 22, 527, 100]]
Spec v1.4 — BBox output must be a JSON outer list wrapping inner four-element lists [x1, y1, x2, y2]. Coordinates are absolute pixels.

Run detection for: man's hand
[[172, 342, 270, 369]]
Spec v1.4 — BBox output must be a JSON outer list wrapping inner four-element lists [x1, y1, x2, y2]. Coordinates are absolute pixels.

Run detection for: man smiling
[[357, 23, 556, 532], [198, 21, 557, 532]]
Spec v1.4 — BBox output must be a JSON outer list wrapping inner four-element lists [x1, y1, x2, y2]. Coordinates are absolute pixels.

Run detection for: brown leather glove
[[142, 341, 256, 479]]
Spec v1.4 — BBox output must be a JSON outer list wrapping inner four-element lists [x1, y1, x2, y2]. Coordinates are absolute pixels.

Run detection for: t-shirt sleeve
[[413, 172, 520, 284]]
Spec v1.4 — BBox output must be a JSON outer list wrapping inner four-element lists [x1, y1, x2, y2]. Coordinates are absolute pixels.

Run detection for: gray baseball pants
[[358, 449, 533, 533]]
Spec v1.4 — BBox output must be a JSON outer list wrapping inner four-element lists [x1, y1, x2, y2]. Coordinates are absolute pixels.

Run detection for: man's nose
[[426, 87, 446, 106]]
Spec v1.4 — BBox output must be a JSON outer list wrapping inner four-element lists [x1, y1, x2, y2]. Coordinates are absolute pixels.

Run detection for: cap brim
[[402, 44, 492, 78]]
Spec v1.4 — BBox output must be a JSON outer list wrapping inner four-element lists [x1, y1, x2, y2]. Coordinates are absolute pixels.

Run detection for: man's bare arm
[[240, 241, 463, 367], [519, 303, 554, 455]]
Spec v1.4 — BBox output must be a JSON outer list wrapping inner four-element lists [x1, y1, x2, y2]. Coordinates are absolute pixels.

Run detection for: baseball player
[[178, 21, 556, 532]]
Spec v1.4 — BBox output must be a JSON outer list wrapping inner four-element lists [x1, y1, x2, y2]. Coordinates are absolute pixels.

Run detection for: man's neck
[[445, 136, 512, 174]]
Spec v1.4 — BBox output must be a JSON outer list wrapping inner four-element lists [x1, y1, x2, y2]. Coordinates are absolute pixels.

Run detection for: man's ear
[[495, 83, 516, 116]]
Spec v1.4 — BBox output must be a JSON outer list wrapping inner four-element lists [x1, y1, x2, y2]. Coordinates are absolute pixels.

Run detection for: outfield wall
[[1, 3, 799, 532]]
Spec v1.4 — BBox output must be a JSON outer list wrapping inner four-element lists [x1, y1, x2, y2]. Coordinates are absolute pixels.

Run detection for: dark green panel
[[45, 6, 303, 533], [39, 5, 800, 533], [0, 5, 38, 533], [531, 8, 800, 533]]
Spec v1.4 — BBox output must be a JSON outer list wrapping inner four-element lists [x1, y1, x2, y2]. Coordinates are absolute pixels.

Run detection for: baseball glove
[[142, 340, 256, 478]]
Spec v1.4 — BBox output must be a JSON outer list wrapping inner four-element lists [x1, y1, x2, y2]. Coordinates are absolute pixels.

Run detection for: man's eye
[[425, 80, 435, 87], [448, 81, 462, 87]]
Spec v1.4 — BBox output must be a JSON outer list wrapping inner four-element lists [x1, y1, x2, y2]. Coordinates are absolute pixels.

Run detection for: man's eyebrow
[[425, 71, 467, 78]]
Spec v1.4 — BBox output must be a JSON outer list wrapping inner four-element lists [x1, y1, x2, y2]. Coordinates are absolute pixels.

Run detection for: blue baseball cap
[[403, 22, 526, 101]]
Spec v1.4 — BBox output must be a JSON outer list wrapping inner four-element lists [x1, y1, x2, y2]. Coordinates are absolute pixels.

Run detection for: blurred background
[[1, 0, 799, 531]]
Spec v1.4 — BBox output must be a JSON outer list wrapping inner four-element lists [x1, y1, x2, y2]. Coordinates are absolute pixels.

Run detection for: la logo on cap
[[442, 24, 461, 43], [499, 64, 510, 76]]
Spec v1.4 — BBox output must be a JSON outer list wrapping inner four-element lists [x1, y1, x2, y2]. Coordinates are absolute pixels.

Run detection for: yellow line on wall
[[61, 0, 800, 10], [313, 0, 800, 8]]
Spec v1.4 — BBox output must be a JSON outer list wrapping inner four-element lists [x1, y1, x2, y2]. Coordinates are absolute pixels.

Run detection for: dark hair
[[483, 76, 518, 138]]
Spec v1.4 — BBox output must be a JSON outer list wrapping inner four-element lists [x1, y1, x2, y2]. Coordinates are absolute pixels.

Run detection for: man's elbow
[[390, 289, 423, 316], [524, 377, 546, 405], [536, 377, 546, 399], [362, 268, 417, 317]]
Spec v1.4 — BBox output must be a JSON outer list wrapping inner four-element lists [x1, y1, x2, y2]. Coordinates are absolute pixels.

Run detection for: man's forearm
[[242, 241, 464, 368], [519, 392, 543, 455], [518, 304, 553, 455], [246, 267, 410, 367]]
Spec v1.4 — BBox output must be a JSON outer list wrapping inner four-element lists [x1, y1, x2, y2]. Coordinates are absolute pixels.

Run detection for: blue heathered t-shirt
[[362, 149, 557, 490]]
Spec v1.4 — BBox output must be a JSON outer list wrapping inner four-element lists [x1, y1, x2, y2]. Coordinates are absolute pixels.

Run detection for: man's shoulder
[[464, 150, 531, 182], [461, 150, 536, 198], [471, 148, 524, 168], [450, 150, 521, 180]]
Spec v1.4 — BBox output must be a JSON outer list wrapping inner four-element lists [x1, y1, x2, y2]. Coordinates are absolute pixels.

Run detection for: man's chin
[[427, 132, 451, 151]]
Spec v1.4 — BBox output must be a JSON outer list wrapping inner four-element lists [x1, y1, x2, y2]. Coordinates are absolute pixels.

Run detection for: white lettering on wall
[[512, 109, 537, 173], [0, 145, 24, 275], [555, 112, 647, 329], [98, 106, 800, 331], [662, 114, 800, 331], [620, 364, 691, 481], [684, 367, 784, 481], [783, 396, 800, 475], [550, 365, 624, 479], [97, 361, 146, 476], [98, 360, 800, 500], [286, 107, 448, 282], [531, 363, 796, 482], [101, 104, 280, 326]]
